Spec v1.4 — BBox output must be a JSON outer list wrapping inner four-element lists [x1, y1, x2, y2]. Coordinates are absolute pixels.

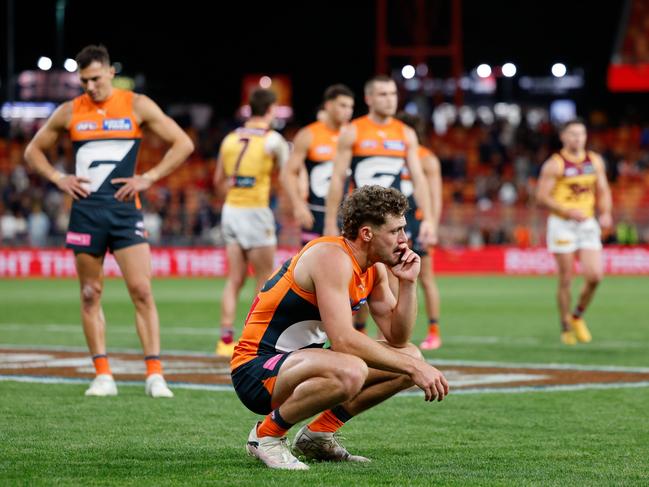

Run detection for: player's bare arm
[[536, 157, 586, 221], [297, 244, 447, 401], [324, 124, 356, 235], [24, 102, 91, 200], [404, 127, 435, 244], [368, 251, 420, 346], [213, 154, 229, 199], [280, 127, 314, 228], [593, 153, 613, 230], [425, 151, 443, 244], [111, 94, 194, 201]]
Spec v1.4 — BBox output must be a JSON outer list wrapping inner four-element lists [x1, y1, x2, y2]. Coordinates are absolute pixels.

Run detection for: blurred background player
[[213, 88, 289, 356], [536, 119, 613, 345], [24, 45, 194, 397], [280, 84, 355, 244], [324, 74, 435, 335], [396, 112, 443, 350]]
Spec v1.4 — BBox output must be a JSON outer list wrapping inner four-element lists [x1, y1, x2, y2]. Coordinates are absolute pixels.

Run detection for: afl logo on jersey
[[360, 140, 378, 149], [103, 118, 132, 131], [565, 167, 579, 177], [384, 140, 406, 151], [314, 145, 333, 155], [76, 121, 97, 131]]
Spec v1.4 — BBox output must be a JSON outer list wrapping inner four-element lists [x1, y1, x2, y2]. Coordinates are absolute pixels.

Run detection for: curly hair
[[341, 185, 409, 239]]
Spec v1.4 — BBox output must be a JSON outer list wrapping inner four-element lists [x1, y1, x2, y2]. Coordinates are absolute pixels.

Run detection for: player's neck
[[322, 115, 342, 132], [561, 147, 585, 160], [89, 88, 114, 105], [246, 117, 270, 129], [343, 238, 371, 272], [368, 112, 392, 125]]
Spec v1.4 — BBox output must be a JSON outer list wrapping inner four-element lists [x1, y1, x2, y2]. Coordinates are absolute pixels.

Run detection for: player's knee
[[80, 282, 102, 308], [128, 281, 153, 305], [585, 271, 603, 287], [334, 356, 368, 398], [398, 342, 424, 361]]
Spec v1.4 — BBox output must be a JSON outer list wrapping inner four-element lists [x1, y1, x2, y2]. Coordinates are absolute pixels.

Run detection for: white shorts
[[546, 215, 602, 254], [221, 205, 276, 249]]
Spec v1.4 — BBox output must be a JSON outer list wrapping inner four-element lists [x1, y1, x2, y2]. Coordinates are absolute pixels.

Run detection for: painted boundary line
[[3, 343, 649, 373], [2, 374, 649, 396]]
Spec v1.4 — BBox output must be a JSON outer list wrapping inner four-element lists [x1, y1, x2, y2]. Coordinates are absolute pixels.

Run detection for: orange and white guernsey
[[68, 88, 143, 206], [231, 236, 378, 371], [304, 121, 340, 212], [349, 115, 409, 191], [550, 149, 600, 219]]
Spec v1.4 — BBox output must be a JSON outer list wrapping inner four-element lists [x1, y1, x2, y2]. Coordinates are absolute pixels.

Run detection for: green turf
[[1, 276, 648, 485], [1, 382, 647, 486], [1, 276, 647, 366]]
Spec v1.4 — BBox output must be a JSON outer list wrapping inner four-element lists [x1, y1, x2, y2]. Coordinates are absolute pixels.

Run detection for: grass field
[[1, 276, 648, 486]]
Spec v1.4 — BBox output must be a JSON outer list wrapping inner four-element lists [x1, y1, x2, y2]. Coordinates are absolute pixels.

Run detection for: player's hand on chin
[[390, 244, 420, 282]]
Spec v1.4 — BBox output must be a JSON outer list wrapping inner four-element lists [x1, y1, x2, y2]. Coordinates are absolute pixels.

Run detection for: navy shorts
[[301, 210, 325, 245], [66, 202, 147, 255], [405, 211, 428, 257], [231, 352, 292, 415]]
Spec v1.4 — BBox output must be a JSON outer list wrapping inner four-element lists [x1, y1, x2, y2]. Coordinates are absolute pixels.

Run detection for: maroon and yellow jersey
[[231, 236, 378, 370], [550, 150, 599, 218], [304, 121, 340, 212], [350, 115, 409, 191], [68, 88, 142, 206]]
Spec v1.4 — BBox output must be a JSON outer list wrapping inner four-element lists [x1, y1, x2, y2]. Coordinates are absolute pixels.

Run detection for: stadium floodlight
[[37, 56, 52, 71], [551, 63, 567, 77], [502, 63, 517, 78], [476, 64, 492, 78], [63, 58, 77, 72], [259, 76, 272, 88], [401, 64, 416, 80]]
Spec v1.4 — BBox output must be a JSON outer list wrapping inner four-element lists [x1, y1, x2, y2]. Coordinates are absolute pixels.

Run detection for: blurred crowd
[[2, 113, 649, 248]]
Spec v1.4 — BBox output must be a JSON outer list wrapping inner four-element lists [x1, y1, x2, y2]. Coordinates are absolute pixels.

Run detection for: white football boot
[[292, 425, 370, 462], [84, 374, 118, 397], [145, 373, 174, 398], [246, 422, 309, 470]]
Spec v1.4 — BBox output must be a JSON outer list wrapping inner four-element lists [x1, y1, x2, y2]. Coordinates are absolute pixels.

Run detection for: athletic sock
[[307, 405, 353, 433], [221, 327, 234, 345], [428, 319, 439, 335], [144, 355, 163, 376], [92, 354, 111, 376], [257, 408, 294, 438], [572, 305, 585, 320]]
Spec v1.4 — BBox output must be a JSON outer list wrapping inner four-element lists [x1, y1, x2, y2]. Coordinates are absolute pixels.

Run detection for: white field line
[[1, 374, 649, 395], [2, 341, 649, 373], [1, 323, 648, 349]]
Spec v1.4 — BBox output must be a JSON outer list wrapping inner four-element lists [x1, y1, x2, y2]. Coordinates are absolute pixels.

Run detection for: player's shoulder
[[304, 120, 323, 133], [542, 152, 564, 172], [303, 239, 353, 270]]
